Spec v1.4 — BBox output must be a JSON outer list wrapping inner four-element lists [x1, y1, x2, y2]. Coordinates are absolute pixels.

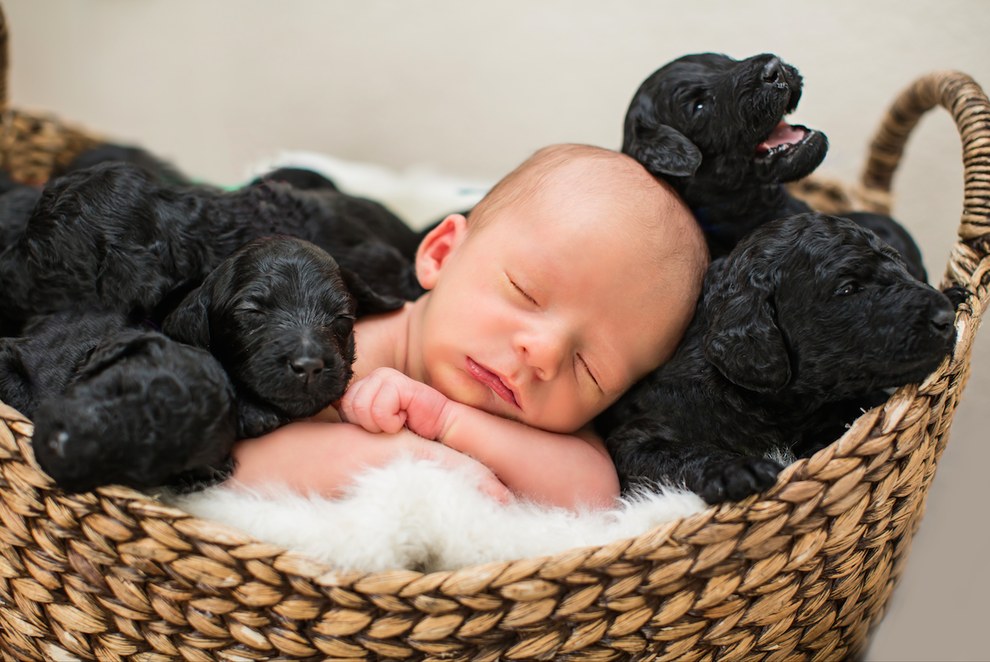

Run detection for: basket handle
[[857, 71, 990, 291]]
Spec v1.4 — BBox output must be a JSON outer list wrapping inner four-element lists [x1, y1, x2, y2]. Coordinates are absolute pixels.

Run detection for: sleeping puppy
[[622, 52, 926, 280], [0, 309, 237, 492], [595, 213, 956, 504], [29, 327, 238, 493], [0, 162, 421, 334], [162, 236, 403, 438]]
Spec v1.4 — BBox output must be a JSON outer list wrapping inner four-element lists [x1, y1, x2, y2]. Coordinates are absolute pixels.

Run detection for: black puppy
[[162, 236, 402, 438], [596, 213, 956, 504], [0, 309, 237, 492], [622, 52, 926, 279], [247, 166, 422, 261], [29, 326, 238, 493], [0, 161, 422, 333]]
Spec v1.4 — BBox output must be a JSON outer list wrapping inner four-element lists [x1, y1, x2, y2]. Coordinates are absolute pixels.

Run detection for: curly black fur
[[0, 161, 422, 333], [245, 166, 422, 263], [622, 52, 925, 279], [162, 236, 401, 438], [29, 327, 237, 493], [595, 213, 956, 504], [0, 310, 132, 417], [0, 181, 43, 335]]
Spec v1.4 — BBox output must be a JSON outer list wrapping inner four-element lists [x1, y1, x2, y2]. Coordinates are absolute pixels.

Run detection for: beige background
[[5, 1, 989, 659]]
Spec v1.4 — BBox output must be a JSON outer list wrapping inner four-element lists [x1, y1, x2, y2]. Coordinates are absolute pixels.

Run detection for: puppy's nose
[[289, 356, 325, 381], [762, 58, 785, 85], [930, 307, 956, 336], [46, 430, 70, 459]]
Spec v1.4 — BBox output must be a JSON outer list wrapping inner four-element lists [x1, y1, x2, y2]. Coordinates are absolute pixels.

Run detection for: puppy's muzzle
[[929, 305, 956, 342], [761, 58, 786, 86], [755, 55, 802, 115], [290, 354, 325, 384]]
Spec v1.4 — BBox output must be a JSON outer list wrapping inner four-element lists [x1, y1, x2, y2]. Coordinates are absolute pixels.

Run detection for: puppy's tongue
[[757, 121, 807, 154]]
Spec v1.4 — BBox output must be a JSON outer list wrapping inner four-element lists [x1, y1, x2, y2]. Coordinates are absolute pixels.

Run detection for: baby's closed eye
[[576, 353, 602, 393]]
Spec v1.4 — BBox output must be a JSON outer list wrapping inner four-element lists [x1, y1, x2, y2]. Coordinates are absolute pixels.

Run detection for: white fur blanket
[[168, 456, 706, 573]]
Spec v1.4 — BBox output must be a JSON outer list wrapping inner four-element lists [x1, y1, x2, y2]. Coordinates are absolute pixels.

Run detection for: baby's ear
[[416, 213, 468, 289]]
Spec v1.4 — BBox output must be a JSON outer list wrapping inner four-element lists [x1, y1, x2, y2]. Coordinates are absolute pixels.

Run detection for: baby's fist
[[340, 367, 449, 439]]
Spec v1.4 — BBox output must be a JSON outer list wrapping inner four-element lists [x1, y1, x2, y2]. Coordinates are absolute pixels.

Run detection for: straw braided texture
[[0, 20, 986, 659]]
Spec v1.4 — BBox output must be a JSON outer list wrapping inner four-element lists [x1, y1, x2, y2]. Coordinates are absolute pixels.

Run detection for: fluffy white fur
[[168, 456, 706, 574]]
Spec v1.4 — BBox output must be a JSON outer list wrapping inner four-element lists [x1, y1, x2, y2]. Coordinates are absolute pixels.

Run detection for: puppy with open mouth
[[623, 52, 827, 255], [622, 52, 926, 279]]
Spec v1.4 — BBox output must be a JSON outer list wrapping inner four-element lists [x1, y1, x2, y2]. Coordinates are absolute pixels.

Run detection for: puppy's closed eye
[[331, 315, 355, 343]]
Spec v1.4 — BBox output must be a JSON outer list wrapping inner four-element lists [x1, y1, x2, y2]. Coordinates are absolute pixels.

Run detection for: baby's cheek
[[524, 394, 597, 434]]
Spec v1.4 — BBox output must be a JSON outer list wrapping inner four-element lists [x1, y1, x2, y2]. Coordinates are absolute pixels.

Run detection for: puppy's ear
[[161, 285, 212, 348], [626, 121, 702, 177], [74, 330, 162, 380], [703, 261, 791, 392], [339, 267, 406, 317]]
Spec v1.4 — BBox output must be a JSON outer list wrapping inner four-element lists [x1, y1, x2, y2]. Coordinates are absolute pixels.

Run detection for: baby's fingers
[[340, 376, 407, 434], [368, 380, 407, 434], [339, 379, 382, 432]]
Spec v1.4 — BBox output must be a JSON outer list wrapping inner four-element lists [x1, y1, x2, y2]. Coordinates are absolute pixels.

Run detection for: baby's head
[[410, 143, 707, 432]]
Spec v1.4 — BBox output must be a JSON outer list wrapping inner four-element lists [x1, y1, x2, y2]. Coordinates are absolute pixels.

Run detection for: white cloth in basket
[[168, 456, 705, 573]]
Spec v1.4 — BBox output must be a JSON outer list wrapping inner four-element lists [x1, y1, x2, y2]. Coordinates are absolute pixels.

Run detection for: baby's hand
[[339, 367, 449, 440]]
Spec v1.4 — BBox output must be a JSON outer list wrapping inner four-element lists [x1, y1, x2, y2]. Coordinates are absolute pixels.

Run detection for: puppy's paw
[[697, 456, 783, 504], [237, 404, 286, 439], [168, 456, 236, 494]]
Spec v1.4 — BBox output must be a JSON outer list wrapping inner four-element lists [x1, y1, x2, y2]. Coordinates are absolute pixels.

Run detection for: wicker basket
[[1, 12, 989, 660]]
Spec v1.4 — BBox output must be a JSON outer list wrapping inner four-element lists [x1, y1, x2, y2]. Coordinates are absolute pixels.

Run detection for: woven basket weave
[[1, 13, 988, 660]]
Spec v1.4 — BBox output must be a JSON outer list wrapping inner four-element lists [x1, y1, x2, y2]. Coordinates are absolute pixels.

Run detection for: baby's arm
[[339, 368, 619, 510], [231, 421, 512, 503]]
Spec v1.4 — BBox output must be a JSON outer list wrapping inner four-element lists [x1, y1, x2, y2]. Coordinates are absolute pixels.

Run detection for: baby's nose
[[517, 328, 568, 380]]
